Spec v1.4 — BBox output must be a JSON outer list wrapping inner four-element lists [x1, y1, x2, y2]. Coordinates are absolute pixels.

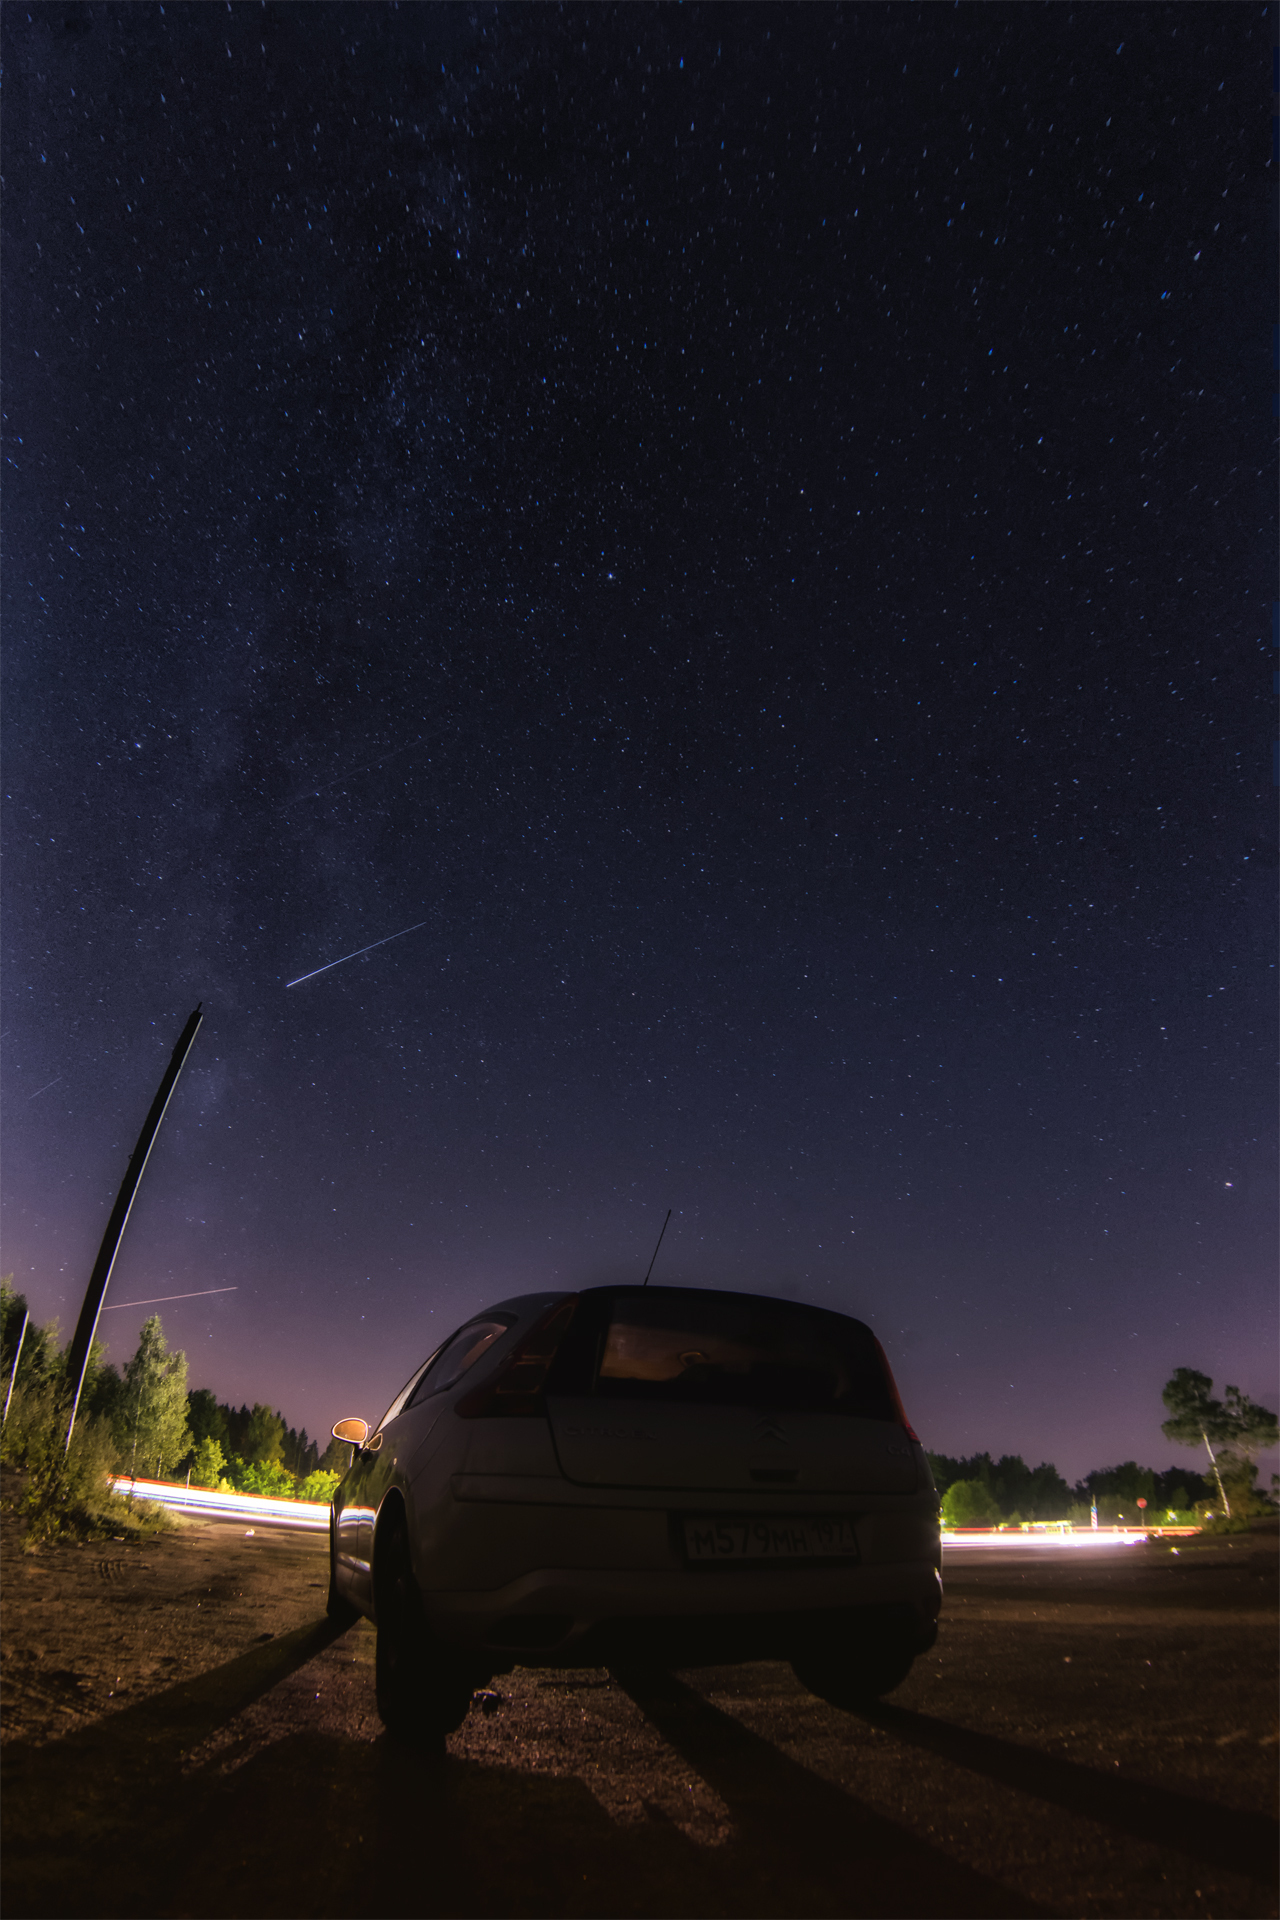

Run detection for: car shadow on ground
[[858, 1700, 1280, 1885], [3, 1615, 1024, 1919], [608, 1667, 1045, 1919], [7, 1620, 1276, 1918]]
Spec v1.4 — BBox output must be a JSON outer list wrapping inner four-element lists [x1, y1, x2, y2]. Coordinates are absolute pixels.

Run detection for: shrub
[[231, 1456, 298, 1500], [941, 1478, 1003, 1526], [0, 1378, 136, 1546], [298, 1468, 341, 1505]]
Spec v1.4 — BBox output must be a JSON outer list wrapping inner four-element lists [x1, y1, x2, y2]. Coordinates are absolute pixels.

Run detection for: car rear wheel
[[325, 1516, 360, 1628], [790, 1607, 920, 1707], [374, 1507, 476, 1746]]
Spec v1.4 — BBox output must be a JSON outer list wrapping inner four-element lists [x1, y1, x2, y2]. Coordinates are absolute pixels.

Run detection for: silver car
[[327, 1285, 941, 1742]]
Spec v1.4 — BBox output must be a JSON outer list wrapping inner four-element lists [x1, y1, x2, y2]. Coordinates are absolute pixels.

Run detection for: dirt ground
[[2, 1485, 1276, 1920]]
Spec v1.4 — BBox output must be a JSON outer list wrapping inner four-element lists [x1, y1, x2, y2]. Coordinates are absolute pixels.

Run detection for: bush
[[227, 1455, 298, 1499], [298, 1468, 340, 1505], [941, 1478, 1003, 1526], [0, 1379, 138, 1546]]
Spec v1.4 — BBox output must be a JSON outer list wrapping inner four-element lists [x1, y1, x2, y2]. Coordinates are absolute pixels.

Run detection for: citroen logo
[[755, 1415, 790, 1446]]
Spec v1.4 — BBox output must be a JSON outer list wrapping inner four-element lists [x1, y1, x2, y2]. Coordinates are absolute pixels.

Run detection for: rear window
[[546, 1288, 896, 1418]]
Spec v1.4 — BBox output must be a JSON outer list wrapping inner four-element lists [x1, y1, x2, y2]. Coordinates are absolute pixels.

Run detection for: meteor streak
[[286, 918, 431, 988], [100, 1287, 239, 1310]]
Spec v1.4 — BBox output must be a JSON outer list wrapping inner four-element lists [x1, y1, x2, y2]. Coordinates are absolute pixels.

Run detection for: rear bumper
[[423, 1559, 943, 1661]]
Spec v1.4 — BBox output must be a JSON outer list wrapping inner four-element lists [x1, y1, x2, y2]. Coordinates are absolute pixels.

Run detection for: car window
[[559, 1288, 895, 1417], [376, 1348, 445, 1429], [404, 1318, 512, 1407]]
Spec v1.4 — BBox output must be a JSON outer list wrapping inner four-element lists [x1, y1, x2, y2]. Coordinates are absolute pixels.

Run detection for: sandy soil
[[2, 1479, 1276, 1919]]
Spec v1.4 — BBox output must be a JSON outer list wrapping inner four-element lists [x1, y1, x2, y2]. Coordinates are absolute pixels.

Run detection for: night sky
[[3, 4, 1275, 1484]]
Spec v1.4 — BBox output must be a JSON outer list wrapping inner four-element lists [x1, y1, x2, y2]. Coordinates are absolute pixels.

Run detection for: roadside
[[3, 1484, 1276, 1918]]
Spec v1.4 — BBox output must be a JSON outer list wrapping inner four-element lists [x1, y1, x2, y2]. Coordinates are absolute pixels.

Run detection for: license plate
[[682, 1514, 859, 1563]]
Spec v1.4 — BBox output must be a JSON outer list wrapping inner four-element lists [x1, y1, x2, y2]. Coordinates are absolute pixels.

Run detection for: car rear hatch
[[543, 1287, 918, 1494]]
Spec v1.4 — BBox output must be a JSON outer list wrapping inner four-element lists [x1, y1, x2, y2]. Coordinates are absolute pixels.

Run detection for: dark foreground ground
[[2, 1494, 1276, 1920]]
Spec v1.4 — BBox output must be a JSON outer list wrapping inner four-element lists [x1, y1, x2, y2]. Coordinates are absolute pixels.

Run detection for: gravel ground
[[2, 1485, 1275, 1919]]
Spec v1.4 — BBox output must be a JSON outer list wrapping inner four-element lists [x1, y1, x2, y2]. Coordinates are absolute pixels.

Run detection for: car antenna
[[642, 1209, 672, 1287]]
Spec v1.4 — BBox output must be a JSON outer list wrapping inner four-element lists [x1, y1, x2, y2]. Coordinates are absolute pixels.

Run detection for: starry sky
[[3, 4, 1275, 1484]]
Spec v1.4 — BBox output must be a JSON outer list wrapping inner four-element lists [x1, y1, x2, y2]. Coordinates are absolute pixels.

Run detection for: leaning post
[[63, 1006, 204, 1450], [2, 1309, 30, 1428]]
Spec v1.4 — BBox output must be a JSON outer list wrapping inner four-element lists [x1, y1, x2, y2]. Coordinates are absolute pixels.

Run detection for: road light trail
[[112, 1476, 330, 1529], [942, 1528, 1162, 1551], [286, 918, 431, 989]]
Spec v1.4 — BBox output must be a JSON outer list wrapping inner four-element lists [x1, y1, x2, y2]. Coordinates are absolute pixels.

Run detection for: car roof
[[474, 1284, 870, 1333]]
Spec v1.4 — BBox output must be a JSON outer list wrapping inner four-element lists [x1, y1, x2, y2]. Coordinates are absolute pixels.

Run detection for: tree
[[1220, 1386, 1279, 1468], [318, 1432, 353, 1474], [1161, 1368, 1234, 1516], [1161, 1370, 1278, 1521], [187, 1387, 229, 1451], [1, 1276, 61, 1393], [190, 1434, 225, 1487], [241, 1404, 285, 1467], [1079, 1462, 1155, 1508], [117, 1316, 192, 1480], [927, 1450, 1072, 1522], [941, 1479, 1003, 1526]]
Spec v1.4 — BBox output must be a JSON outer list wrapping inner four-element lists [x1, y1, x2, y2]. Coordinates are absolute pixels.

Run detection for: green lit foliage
[[941, 1479, 1003, 1526], [115, 1316, 193, 1480], [0, 1375, 135, 1546], [298, 1468, 341, 1504], [229, 1455, 297, 1499], [190, 1434, 226, 1487]]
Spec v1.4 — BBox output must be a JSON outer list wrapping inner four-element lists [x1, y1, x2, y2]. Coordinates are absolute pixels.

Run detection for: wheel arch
[[371, 1486, 410, 1620]]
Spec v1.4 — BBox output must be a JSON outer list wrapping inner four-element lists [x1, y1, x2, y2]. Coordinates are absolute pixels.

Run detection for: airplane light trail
[[100, 1287, 239, 1311], [286, 918, 431, 988]]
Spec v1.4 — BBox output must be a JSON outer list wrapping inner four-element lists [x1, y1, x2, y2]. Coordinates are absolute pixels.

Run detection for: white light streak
[[111, 1476, 329, 1530], [100, 1287, 238, 1311], [942, 1528, 1157, 1551], [286, 918, 431, 988]]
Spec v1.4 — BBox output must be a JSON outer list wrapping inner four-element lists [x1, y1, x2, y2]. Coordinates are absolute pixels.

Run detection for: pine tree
[[117, 1316, 193, 1480]]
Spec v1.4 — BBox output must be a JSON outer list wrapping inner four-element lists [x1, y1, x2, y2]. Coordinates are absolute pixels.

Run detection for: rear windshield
[[546, 1288, 897, 1418]]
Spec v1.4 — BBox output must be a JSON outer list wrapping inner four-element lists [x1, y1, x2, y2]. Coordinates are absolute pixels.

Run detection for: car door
[[333, 1348, 444, 1604]]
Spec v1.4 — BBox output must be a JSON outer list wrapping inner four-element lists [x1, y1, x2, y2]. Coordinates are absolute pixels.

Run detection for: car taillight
[[455, 1296, 579, 1418], [873, 1337, 920, 1443]]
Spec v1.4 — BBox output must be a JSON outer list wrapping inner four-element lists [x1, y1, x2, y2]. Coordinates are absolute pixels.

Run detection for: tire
[[790, 1607, 920, 1708], [326, 1515, 360, 1628], [374, 1506, 476, 1745]]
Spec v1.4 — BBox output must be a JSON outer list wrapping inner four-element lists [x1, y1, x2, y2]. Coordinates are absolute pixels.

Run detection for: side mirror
[[331, 1417, 369, 1447]]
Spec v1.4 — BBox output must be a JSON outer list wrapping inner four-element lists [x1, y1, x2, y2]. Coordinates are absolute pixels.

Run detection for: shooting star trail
[[27, 1077, 62, 1101], [282, 736, 426, 811], [286, 918, 431, 989], [100, 1287, 238, 1311]]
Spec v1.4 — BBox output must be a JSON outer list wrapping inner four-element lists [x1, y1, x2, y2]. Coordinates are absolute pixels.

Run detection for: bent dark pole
[[63, 1005, 204, 1450], [642, 1209, 672, 1287]]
